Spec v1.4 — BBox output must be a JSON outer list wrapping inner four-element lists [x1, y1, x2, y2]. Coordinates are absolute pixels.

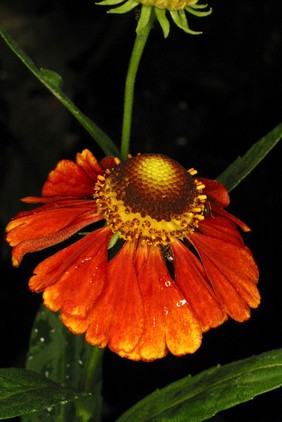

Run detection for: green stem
[[84, 346, 104, 394], [75, 347, 104, 422], [120, 19, 154, 160]]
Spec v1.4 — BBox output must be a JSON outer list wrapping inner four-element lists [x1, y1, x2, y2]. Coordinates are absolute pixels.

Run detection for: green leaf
[[0, 368, 85, 420], [39, 68, 64, 89], [117, 349, 282, 422], [23, 306, 103, 422], [217, 122, 282, 191], [0, 24, 119, 158]]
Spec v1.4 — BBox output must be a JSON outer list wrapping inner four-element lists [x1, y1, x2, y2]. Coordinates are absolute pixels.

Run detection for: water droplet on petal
[[176, 299, 187, 307], [81, 257, 92, 264]]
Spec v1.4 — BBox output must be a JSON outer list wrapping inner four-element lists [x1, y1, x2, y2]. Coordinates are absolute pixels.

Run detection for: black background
[[0, 0, 281, 420]]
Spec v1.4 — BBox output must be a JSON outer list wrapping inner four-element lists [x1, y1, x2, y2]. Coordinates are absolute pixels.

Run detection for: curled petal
[[42, 149, 103, 197], [76, 149, 105, 181], [85, 241, 144, 356], [190, 232, 260, 321], [171, 240, 227, 332], [200, 178, 230, 207], [6, 199, 102, 266], [133, 244, 202, 361]]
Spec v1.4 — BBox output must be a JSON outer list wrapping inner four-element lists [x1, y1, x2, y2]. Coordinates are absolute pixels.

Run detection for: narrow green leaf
[[39, 68, 64, 89], [217, 123, 282, 191], [0, 368, 86, 420], [117, 349, 282, 422], [23, 306, 103, 422], [0, 25, 119, 158]]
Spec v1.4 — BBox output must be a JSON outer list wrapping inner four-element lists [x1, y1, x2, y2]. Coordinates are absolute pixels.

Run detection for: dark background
[[0, 0, 281, 420]]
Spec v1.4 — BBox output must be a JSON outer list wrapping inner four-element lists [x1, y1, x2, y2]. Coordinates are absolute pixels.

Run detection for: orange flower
[[6, 150, 260, 361]]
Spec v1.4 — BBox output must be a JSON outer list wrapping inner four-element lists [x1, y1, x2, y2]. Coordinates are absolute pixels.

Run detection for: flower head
[[97, 0, 212, 37], [6, 150, 260, 361]]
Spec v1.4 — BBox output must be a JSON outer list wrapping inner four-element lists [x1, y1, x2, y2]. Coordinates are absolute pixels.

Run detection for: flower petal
[[99, 156, 118, 171], [42, 149, 103, 197], [200, 178, 230, 207], [171, 240, 227, 332], [28, 228, 112, 330], [210, 204, 251, 232], [190, 232, 260, 321], [76, 150, 105, 182], [85, 241, 144, 356], [6, 199, 102, 266], [134, 244, 202, 361], [199, 216, 244, 246]]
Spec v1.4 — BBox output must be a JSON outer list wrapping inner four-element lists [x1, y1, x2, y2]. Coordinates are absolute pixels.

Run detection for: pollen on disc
[[109, 154, 196, 221]]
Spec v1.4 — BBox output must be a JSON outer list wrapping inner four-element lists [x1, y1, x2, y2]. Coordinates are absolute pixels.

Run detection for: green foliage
[[117, 349, 282, 422], [0, 368, 86, 420], [217, 122, 282, 192], [0, 25, 119, 158], [22, 306, 103, 422], [1, 19, 281, 422], [39, 68, 64, 90]]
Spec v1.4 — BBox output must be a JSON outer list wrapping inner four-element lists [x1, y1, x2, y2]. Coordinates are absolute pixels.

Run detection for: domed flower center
[[138, 0, 198, 11], [95, 153, 207, 244]]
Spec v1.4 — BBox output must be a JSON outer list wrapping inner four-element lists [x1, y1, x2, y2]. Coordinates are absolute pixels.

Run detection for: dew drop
[[81, 257, 92, 264], [40, 337, 45, 343], [165, 280, 171, 287], [78, 359, 83, 366], [176, 299, 187, 307]]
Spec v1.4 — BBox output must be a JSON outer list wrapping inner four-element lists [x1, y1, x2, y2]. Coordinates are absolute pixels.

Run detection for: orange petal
[[210, 204, 251, 232], [190, 232, 260, 321], [171, 240, 227, 332], [76, 150, 105, 182], [85, 241, 144, 356], [200, 178, 230, 207], [99, 156, 118, 171], [42, 150, 103, 197], [199, 216, 244, 246], [28, 227, 111, 316], [134, 244, 202, 361], [6, 199, 102, 266]]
